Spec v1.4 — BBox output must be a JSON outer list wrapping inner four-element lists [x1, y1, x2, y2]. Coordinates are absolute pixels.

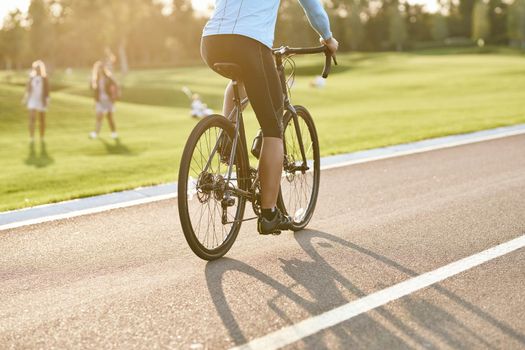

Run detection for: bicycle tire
[[277, 105, 321, 231], [178, 115, 249, 260]]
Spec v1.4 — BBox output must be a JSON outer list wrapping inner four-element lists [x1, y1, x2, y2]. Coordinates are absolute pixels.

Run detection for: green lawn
[[1, 48, 524, 212]]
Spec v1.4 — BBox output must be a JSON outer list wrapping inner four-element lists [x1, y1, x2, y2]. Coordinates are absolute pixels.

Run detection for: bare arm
[[22, 79, 31, 104]]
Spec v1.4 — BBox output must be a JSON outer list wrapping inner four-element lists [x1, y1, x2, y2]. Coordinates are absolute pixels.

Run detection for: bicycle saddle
[[213, 63, 242, 81]]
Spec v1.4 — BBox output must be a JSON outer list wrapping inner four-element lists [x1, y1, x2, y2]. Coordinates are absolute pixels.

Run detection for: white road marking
[[1, 125, 524, 231], [231, 234, 525, 350]]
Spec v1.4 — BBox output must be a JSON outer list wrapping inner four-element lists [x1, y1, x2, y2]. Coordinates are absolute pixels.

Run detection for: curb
[[2, 124, 524, 231]]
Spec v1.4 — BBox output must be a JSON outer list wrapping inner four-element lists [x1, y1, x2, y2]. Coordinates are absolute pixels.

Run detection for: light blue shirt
[[203, 0, 332, 49]]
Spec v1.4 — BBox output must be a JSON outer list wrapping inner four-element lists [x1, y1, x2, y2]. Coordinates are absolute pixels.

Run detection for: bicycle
[[178, 45, 336, 260]]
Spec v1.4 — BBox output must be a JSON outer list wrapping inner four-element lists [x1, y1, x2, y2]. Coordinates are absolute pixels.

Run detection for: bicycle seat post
[[231, 79, 241, 109], [224, 78, 244, 218]]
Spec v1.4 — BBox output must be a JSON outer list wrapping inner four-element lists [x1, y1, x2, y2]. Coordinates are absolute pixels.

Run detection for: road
[[1, 135, 524, 349]]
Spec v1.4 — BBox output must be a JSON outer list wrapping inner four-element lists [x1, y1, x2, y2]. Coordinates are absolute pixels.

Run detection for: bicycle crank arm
[[223, 216, 258, 224]]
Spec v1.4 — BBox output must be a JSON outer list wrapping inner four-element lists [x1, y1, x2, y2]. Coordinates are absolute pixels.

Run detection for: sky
[[0, 0, 30, 24], [0, 0, 439, 27]]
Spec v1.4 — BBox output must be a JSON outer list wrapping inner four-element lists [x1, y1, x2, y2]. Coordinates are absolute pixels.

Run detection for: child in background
[[182, 86, 214, 119], [89, 61, 119, 139], [191, 93, 213, 119], [24, 60, 50, 143], [103, 48, 116, 73]]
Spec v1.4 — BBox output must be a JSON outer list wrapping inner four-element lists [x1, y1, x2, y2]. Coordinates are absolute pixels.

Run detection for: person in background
[[90, 61, 119, 139], [23, 60, 50, 143], [182, 86, 214, 118], [191, 93, 213, 119], [309, 75, 326, 88], [103, 48, 116, 73]]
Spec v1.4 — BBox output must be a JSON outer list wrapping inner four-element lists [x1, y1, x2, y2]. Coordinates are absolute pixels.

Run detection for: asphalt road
[[1, 135, 524, 349]]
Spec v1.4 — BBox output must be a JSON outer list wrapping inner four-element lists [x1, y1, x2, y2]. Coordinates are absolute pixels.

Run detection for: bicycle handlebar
[[273, 45, 338, 79]]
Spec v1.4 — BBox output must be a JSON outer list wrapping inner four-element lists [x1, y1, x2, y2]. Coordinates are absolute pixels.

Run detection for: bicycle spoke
[[281, 111, 319, 225], [182, 123, 244, 252]]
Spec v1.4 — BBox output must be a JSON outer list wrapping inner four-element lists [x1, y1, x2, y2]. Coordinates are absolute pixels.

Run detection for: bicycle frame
[[275, 54, 310, 174], [180, 45, 334, 259], [202, 46, 334, 214]]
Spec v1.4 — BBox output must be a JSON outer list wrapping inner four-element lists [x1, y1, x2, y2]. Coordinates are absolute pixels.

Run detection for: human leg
[[201, 34, 289, 232], [38, 112, 46, 140], [106, 111, 118, 139], [90, 112, 104, 138], [222, 81, 247, 122], [258, 137, 284, 208], [28, 110, 36, 141], [241, 44, 284, 211]]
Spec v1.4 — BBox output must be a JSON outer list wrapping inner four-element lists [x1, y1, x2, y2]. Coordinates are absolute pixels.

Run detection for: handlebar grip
[[322, 50, 331, 79], [322, 47, 338, 79]]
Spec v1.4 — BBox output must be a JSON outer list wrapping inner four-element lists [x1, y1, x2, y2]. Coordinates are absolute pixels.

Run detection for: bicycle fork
[[284, 103, 309, 173]]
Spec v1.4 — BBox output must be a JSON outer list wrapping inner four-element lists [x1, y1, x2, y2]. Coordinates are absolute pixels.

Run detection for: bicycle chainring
[[250, 168, 262, 217]]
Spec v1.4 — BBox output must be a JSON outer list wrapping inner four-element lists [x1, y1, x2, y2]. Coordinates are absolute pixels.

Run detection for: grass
[[1, 47, 524, 212]]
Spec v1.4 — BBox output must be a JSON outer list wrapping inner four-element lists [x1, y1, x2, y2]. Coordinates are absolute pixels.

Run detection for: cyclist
[[89, 61, 119, 140], [201, 0, 338, 235], [24, 60, 50, 143]]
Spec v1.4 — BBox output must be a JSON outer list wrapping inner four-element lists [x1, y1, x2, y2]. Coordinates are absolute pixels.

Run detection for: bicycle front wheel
[[178, 115, 248, 260], [278, 105, 321, 231]]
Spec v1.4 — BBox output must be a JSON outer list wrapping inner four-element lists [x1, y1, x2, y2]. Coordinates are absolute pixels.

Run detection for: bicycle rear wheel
[[178, 115, 248, 260], [278, 105, 320, 231]]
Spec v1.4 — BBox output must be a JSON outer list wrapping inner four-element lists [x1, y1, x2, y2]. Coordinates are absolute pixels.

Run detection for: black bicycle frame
[[275, 54, 309, 173], [204, 45, 334, 196]]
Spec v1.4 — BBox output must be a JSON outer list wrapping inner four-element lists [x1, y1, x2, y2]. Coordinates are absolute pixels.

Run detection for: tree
[[406, 4, 433, 43], [319, 0, 365, 50], [472, 0, 491, 45], [488, 0, 509, 44], [275, 0, 318, 47], [349, 0, 365, 50], [0, 10, 27, 69], [169, 0, 203, 61], [389, 1, 408, 51], [432, 14, 449, 41], [127, 1, 171, 65], [508, 0, 525, 48], [57, 0, 108, 67], [460, 0, 476, 36], [106, 0, 153, 75], [28, 0, 53, 61]]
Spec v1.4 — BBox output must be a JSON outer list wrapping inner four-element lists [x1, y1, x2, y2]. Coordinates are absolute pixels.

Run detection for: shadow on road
[[205, 229, 525, 349], [25, 141, 54, 168]]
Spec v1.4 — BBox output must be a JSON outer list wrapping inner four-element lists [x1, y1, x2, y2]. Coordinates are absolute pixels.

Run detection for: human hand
[[320, 37, 339, 56]]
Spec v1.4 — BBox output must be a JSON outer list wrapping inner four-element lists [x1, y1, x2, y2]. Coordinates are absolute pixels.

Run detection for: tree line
[[1, 0, 524, 71]]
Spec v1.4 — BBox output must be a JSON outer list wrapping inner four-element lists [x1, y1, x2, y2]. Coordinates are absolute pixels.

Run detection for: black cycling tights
[[201, 34, 284, 138]]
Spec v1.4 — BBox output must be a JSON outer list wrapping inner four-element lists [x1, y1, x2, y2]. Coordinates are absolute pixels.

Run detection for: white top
[[27, 76, 45, 111], [98, 77, 109, 101]]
